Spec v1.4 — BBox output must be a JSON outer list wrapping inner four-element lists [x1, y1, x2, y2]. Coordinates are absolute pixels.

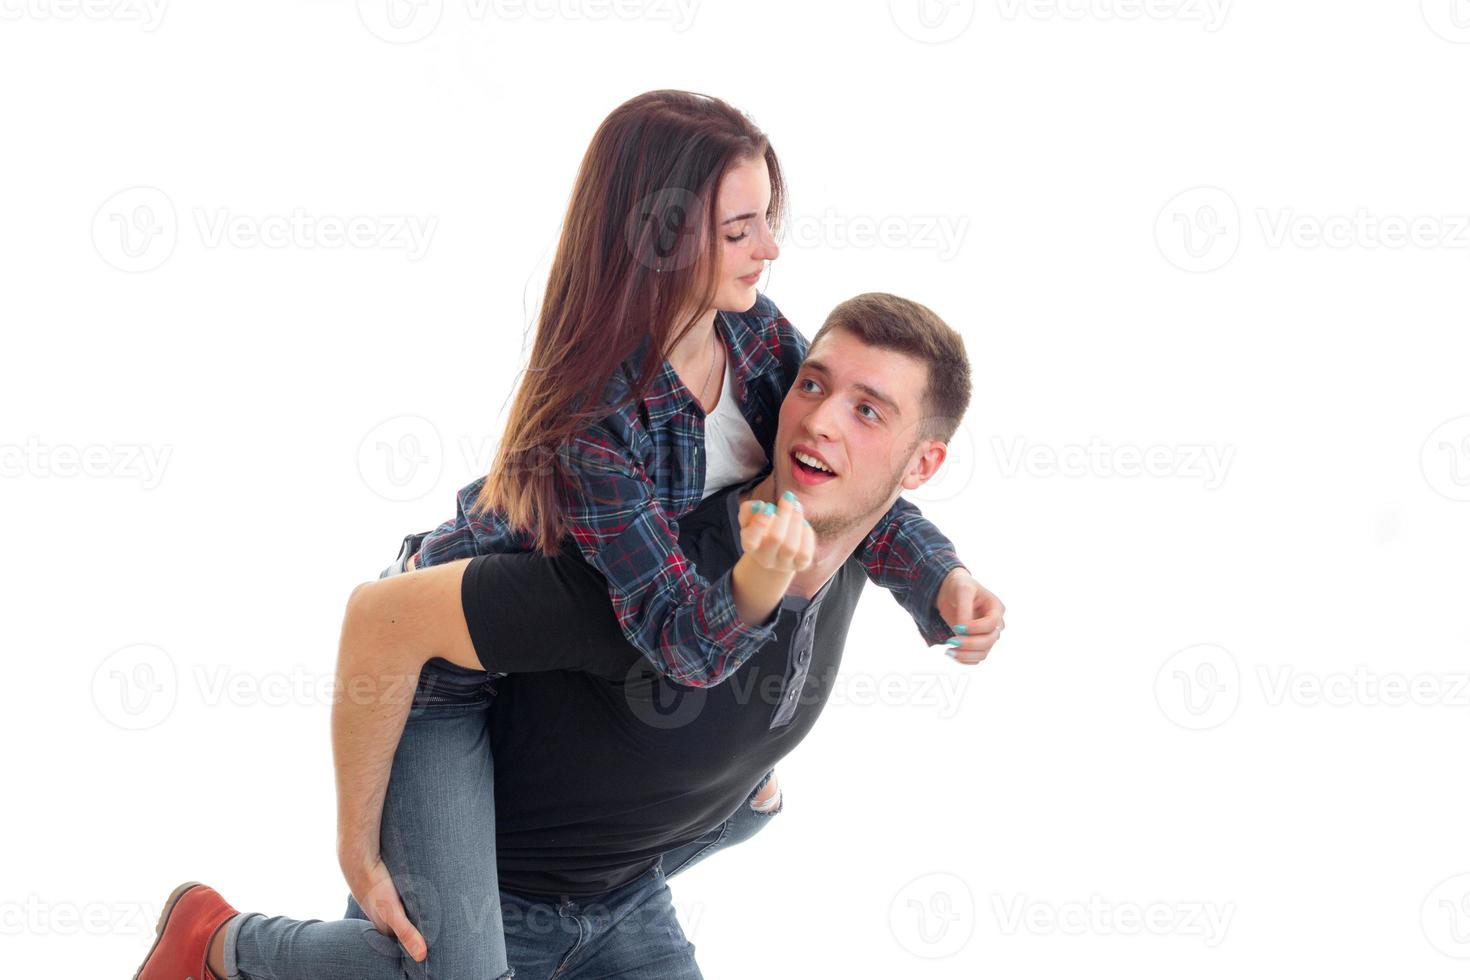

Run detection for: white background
[[3, 1, 1470, 976]]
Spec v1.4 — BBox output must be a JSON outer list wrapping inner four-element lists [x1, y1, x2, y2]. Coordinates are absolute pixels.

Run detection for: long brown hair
[[477, 90, 786, 553]]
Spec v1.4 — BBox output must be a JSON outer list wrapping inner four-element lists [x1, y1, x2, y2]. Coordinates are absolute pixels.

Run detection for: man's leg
[[661, 768, 782, 879], [225, 660, 510, 979], [500, 862, 702, 980], [493, 888, 588, 979]]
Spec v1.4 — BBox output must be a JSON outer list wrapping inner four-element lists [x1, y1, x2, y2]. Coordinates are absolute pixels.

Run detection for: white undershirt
[[700, 349, 767, 501]]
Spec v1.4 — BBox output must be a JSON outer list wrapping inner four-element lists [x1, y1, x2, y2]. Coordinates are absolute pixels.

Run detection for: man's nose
[[804, 397, 840, 442]]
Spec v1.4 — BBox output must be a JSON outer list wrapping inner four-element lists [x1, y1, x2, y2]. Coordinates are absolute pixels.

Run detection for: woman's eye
[[725, 232, 749, 243]]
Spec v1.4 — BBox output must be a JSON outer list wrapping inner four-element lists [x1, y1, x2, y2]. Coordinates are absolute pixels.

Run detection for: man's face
[[772, 327, 945, 540]]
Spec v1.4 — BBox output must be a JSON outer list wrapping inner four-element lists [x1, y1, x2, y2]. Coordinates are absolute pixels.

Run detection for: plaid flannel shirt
[[414, 292, 966, 687]]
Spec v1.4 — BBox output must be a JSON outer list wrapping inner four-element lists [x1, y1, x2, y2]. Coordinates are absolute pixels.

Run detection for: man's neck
[[740, 475, 875, 600]]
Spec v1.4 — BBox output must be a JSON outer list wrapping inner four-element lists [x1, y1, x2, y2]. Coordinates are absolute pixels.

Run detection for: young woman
[[135, 90, 1003, 980]]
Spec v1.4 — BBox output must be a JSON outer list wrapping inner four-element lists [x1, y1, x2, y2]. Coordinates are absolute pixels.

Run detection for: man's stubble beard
[[805, 453, 916, 542]]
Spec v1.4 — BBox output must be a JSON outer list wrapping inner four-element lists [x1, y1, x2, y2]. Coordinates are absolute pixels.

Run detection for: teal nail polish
[[952, 625, 968, 635], [748, 500, 762, 513], [782, 491, 797, 502], [944, 648, 960, 659], [764, 502, 777, 515], [945, 638, 962, 648]]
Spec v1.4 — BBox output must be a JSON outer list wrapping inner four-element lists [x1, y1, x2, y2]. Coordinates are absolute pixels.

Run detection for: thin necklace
[[699, 323, 722, 410]]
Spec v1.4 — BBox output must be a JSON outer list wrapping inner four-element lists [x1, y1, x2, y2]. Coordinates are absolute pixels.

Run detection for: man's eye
[[799, 378, 820, 393], [858, 404, 880, 420]]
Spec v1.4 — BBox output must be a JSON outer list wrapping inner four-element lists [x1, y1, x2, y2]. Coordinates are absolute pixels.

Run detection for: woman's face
[[704, 155, 780, 314]]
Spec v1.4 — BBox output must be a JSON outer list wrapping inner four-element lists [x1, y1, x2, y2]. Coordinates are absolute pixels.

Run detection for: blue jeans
[[225, 659, 777, 979], [496, 859, 697, 979]]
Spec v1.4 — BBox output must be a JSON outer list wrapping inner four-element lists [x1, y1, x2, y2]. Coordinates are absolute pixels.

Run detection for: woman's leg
[[661, 768, 782, 879], [224, 660, 510, 979]]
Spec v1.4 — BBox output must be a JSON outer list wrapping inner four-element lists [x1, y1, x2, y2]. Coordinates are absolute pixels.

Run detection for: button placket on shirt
[[771, 601, 822, 728]]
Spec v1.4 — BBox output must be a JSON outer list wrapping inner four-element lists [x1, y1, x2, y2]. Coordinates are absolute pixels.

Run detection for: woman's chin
[[720, 284, 762, 311]]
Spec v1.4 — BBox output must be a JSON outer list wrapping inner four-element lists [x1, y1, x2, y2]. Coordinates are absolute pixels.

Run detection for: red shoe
[[133, 881, 238, 980]]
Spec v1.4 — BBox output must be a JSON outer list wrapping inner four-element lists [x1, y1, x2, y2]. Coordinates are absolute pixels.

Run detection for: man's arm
[[333, 501, 808, 884], [332, 544, 678, 879], [330, 558, 476, 960], [332, 560, 478, 872]]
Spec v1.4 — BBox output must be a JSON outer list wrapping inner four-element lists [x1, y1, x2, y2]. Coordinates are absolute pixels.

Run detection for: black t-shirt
[[460, 478, 866, 900]]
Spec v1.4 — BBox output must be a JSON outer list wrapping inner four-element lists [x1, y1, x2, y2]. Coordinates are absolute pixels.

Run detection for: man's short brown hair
[[810, 293, 972, 443]]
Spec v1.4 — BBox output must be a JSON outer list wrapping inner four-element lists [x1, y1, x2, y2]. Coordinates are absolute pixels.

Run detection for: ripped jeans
[[223, 658, 779, 980]]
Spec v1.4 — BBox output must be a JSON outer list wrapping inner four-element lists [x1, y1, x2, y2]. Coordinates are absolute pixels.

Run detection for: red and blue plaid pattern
[[415, 292, 964, 686]]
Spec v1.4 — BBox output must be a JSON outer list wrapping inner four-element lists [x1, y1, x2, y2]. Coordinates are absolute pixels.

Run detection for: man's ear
[[900, 438, 948, 491]]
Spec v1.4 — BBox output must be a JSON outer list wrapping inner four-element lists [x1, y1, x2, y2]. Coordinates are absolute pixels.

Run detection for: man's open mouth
[[790, 449, 837, 484]]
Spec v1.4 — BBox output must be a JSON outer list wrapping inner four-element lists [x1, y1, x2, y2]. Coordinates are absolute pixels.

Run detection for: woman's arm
[[394, 437, 809, 687], [452, 496, 809, 677], [554, 427, 809, 687], [410, 477, 536, 569], [856, 496, 967, 644]]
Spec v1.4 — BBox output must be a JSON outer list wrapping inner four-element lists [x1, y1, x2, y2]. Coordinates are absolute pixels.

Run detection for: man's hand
[[936, 568, 1005, 665], [340, 849, 427, 963]]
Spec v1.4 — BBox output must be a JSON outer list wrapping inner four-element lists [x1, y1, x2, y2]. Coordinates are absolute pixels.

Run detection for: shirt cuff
[[693, 570, 780, 670], [913, 554, 966, 646]]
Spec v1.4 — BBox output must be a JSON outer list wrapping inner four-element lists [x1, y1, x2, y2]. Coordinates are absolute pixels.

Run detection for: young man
[[134, 293, 1003, 980]]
